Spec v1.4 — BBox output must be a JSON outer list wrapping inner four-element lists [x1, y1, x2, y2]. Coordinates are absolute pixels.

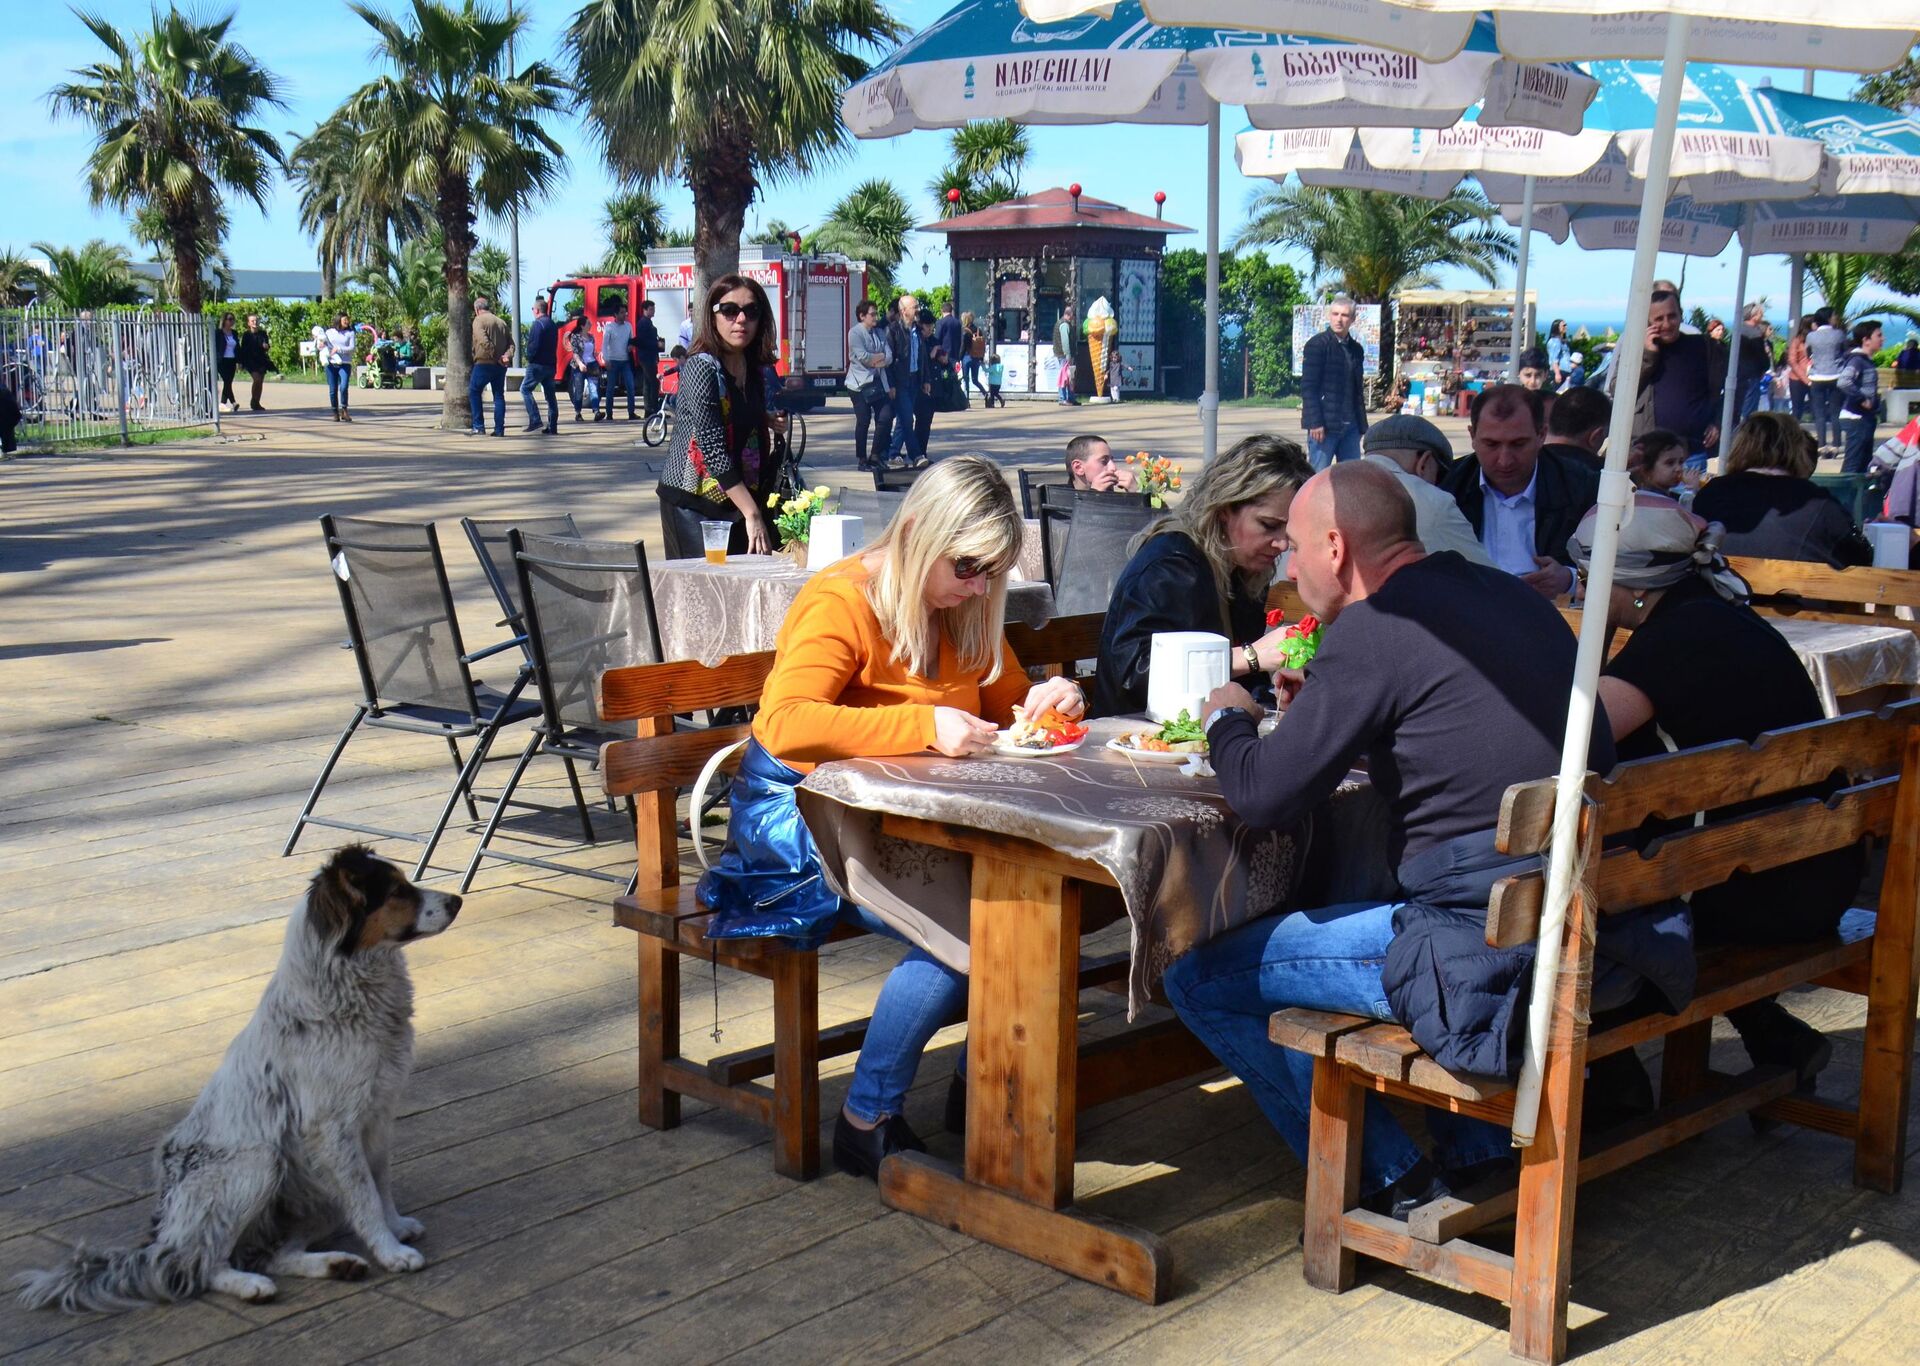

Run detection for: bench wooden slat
[[1333, 1023, 1424, 1083], [1269, 1008, 1375, 1057], [1488, 778, 1898, 949], [601, 723, 752, 798], [1498, 704, 1917, 857], [1731, 555, 1920, 611], [601, 653, 777, 721]]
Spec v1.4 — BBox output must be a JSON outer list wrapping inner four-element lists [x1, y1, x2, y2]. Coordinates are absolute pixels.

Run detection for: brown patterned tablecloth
[[651, 554, 1056, 666], [797, 716, 1390, 1015]]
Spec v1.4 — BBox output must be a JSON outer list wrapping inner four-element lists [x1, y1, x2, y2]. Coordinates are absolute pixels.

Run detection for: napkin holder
[[1146, 631, 1230, 724], [1866, 521, 1912, 570], [809, 514, 865, 565]]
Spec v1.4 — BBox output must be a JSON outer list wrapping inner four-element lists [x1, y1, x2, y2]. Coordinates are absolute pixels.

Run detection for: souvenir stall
[[1393, 287, 1538, 413]]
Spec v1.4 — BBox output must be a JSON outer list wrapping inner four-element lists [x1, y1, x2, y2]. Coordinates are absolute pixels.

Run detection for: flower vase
[[783, 540, 808, 570]]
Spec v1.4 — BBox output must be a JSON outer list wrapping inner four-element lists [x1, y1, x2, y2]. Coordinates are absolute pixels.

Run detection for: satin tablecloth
[[797, 716, 1390, 1016], [1769, 617, 1920, 715], [651, 554, 1056, 666]]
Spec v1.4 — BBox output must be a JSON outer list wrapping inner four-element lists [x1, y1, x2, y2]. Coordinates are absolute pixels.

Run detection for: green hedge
[[216, 296, 448, 373]]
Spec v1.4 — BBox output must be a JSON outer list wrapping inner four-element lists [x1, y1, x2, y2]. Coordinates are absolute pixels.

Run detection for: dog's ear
[[307, 845, 387, 954]]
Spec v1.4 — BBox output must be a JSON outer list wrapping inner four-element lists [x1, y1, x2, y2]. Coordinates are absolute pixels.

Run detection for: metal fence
[[1, 308, 218, 449]]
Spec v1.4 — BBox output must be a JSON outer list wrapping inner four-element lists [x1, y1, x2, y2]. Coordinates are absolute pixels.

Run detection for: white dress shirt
[[1479, 466, 1541, 577]]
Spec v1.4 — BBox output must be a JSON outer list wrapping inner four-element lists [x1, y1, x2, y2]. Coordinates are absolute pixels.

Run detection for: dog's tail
[[14, 1243, 201, 1314]]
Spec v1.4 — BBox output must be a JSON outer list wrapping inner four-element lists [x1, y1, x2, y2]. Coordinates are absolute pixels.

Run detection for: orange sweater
[[753, 559, 1027, 770]]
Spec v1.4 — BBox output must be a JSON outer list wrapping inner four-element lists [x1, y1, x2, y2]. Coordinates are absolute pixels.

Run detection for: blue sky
[[0, 0, 1902, 330]]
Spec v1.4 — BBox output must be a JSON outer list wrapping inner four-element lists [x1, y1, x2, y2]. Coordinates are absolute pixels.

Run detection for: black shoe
[[1583, 1050, 1657, 1137], [1733, 999, 1833, 1090], [1360, 1157, 1451, 1221], [524, 422, 542, 433], [832, 1110, 926, 1181], [594, 412, 605, 422], [543, 425, 558, 435], [945, 1073, 966, 1136]]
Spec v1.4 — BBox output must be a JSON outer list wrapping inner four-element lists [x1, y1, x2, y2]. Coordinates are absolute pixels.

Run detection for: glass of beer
[[699, 520, 731, 565]]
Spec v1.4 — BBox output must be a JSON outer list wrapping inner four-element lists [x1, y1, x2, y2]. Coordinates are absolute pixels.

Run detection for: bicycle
[[641, 363, 679, 448]]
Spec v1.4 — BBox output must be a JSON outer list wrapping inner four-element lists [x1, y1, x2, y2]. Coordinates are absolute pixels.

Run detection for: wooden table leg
[[878, 849, 1170, 1303]]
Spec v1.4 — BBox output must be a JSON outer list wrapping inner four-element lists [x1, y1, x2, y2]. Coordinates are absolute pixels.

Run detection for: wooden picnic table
[[649, 553, 1055, 666], [796, 716, 1388, 1300]]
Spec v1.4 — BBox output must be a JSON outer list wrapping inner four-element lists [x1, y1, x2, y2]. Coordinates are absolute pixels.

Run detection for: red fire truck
[[549, 244, 867, 412]]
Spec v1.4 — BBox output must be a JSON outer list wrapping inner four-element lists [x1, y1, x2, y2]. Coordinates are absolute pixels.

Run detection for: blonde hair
[[864, 456, 1023, 682], [1136, 434, 1313, 616], [1727, 411, 1817, 480]]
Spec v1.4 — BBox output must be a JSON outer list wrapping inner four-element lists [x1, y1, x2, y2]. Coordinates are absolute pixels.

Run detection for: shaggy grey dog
[[16, 846, 459, 1311]]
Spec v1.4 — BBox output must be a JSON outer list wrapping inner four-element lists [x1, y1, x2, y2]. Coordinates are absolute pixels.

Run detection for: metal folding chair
[[1018, 466, 1075, 519], [460, 514, 582, 657], [872, 463, 929, 492], [285, 516, 539, 878], [1036, 483, 1154, 589], [1052, 492, 1161, 616], [461, 530, 665, 892], [834, 487, 907, 529]]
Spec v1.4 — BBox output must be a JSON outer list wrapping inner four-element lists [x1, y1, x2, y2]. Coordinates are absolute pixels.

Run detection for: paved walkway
[[1, 385, 1915, 1364]]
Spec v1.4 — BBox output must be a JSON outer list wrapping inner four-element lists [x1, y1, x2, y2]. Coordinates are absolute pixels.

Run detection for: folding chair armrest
[[463, 635, 527, 664]]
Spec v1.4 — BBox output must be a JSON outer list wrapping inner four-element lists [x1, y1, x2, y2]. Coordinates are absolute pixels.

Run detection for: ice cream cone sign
[[1084, 297, 1117, 399]]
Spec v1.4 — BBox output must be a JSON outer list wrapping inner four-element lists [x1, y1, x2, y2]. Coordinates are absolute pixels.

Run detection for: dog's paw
[[390, 1215, 425, 1243], [372, 1242, 425, 1274], [210, 1269, 278, 1303]]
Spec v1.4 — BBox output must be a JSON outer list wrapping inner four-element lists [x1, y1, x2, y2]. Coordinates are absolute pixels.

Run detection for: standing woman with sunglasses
[[694, 457, 1086, 1177], [658, 274, 786, 554]]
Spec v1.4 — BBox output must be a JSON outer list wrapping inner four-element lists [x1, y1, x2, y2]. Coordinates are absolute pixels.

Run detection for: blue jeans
[[468, 362, 506, 433], [521, 362, 556, 429], [1163, 902, 1510, 1199], [1811, 380, 1841, 446], [887, 383, 919, 463], [603, 359, 636, 418], [1307, 424, 1363, 472], [1842, 416, 1878, 475], [325, 363, 351, 412], [843, 905, 966, 1124]]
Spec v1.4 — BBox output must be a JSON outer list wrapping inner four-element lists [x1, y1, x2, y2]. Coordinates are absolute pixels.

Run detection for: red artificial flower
[[1265, 608, 1285, 629]]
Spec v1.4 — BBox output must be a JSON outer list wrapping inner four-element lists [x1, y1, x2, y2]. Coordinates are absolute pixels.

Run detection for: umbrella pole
[[1717, 211, 1754, 475], [1202, 105, 1221, 462], [1511, 173, 1537, 376], [1509, 14, 1693, 1148]]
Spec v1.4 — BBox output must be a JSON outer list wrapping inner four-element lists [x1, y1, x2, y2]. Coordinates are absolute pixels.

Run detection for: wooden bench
[[1732, 555, 1920, 633], [1271, 700, 1920, 1363], [596, 610, 1110, 1178]]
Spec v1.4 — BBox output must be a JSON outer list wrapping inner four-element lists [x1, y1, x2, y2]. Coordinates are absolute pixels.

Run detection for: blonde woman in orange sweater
[[695, 456, 1084, 1178]]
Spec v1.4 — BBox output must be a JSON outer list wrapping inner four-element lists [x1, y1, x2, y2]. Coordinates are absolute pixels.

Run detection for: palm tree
[[930, 120, 1027, 218], [929, 164, 1016, 219], [288, 111, 434, 297], [565, 0, 902, 300], [1235, 184, 1517, 381], [47, 8, 284, 315], [132, 201, 234, 307], [348, 236, 448, 325], [338, 0, 567, 429], [30, 240, 142, 310], [811, 179, 914, 299], [603, 187, 667, 272], [0, 250, 40, 307], [1807, 252, 1920, 333]]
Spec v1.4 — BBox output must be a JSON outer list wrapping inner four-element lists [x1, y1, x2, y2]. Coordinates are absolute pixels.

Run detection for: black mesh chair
[[460, 514, 581, 656], [834, 487, 907, 530], [1035, 484, 1153, 587], [460, 530, 665, 891], [286, 516, 539, 878], [1052, 493, 1161, 616], [872, 463, 929, 492], [1018, 467, 1075, 519]]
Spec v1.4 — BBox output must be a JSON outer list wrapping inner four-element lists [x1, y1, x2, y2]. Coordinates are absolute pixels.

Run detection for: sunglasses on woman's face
[[712, 301, 762, 322], [951, 555, 998, 581]]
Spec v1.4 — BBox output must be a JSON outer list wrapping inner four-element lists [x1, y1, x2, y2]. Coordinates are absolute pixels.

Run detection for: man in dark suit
[[1446, 383, 1600, 600], [1300, 294, 1368, 471], [634, 299, 663, 416]]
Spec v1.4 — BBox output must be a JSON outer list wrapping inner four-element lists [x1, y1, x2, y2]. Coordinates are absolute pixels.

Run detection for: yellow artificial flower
[[813, 484, 829, 498], [767, 493, 781, 509]]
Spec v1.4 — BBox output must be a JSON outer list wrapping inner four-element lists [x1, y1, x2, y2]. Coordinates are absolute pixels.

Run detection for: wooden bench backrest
[[1487, 699, 1920, 949], [1732, 556, 1920, 625]]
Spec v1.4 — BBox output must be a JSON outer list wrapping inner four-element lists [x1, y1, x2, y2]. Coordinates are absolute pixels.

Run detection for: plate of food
[[1107, 709, 1210, 763], [992, 706, 1090, 757]]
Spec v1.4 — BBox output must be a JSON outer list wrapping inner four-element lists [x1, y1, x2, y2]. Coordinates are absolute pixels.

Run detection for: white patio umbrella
[[844, 0, 1596, 459], [1364, 0, 1920, 1148]]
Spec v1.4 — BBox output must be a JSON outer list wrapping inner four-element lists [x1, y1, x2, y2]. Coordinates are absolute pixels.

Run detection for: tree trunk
[[174, 226, 205, 317], [439, 171, 476, 432], [321, 257, 338, 300], [687, 123, 757, 304]]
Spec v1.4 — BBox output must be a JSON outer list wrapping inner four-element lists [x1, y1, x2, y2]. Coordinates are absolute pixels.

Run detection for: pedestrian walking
[[1786, 314, 1814, 422], [1838, 318, 1885, 475], [215, 313, 240, 412], [934, 300, 963, 378], [567, 321, 599, 421], [520, 297, 559, 434], [884, 294, 925, 467], [322, 312, 355, 422], [1808, 307, 1849, 450], [237, 313, 273, 412], [1300, 294, 1367, 469], [1054, 306, 1078, 405], [600, 303, 637, 422], [468, 295, 512, 437], [911, 311, 939, 464], [986, 351, 1004, 407], [961, 312, 987, 399], [635, 299, 663, 417], [845, 298, 893, 471]]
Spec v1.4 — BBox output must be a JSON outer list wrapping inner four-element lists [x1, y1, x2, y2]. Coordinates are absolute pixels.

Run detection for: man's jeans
[[843, 905, 965, 1124], [1842, 415, 1878, 475], [1162, 901, 1511, 1199], [603, 359, 637, 418], [521, 363, 557, 430], [468, 362, 506, 434], [887, 383, 919, 463], [1307, 424, 1364, 472]]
